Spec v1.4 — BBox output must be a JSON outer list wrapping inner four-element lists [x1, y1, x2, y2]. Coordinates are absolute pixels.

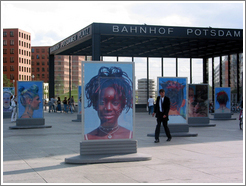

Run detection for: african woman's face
[[30, 96, 41, 110], [3, 93, 11, 108], [98, 87, 123, 127]]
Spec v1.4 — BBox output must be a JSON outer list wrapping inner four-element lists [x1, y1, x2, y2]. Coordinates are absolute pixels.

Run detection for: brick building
[[3, 28, 32, 94]]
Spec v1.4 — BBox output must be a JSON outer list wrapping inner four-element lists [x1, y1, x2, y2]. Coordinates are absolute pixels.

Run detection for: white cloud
[[1, 1, 244, 47]]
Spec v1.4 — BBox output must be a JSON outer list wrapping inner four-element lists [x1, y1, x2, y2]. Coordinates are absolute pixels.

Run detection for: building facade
[[3, 28, 32, 94]]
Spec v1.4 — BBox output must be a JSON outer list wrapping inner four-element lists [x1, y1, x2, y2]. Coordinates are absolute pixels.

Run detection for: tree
[[3, 74, 13, 87]]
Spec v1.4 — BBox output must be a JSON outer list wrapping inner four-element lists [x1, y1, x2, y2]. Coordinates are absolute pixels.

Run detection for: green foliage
[[3, 74, 13, 87]]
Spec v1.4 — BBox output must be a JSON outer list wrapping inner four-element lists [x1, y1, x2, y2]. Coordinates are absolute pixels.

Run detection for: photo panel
[[82, 62, 134, 140], [158, 77, 187, 123], [188, 84, 209, 117], [17, 81, 43, 119], [214, 87, 231, 113], [3, 87, 15, 112]]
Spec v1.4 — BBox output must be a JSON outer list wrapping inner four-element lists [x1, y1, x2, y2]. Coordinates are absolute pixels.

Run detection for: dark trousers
[[155, 116, 171, 140]]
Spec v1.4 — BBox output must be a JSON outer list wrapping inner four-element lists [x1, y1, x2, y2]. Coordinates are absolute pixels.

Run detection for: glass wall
[[149, 57, 161, 98], [192, 58, 203, 84], [164, 58, 176, 77], [134, 57, 147, 104], [214, 57, 220, 88], [230, 54, 238, 104], [178, 58, 190, 83], [221, 55, 228, 87]]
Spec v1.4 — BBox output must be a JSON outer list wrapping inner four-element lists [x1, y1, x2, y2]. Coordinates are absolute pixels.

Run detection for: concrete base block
[[72, 114, 81, 122], [3, 112, 12, 119], [210, 113, 236, 120], [65, 153, 152, 164], [16, 118, 45, 126], [65, 140, 152, 164], [9, 125, 52, 129], [9, 118, 51, 129], [188, 117, 216, 127]]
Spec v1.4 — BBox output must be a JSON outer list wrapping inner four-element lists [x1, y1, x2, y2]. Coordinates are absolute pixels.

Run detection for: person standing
[[152, 89, 172, 143], [147, 95, 155, 115], [63, 97, 68, 113], [10, 95, 17, 122]]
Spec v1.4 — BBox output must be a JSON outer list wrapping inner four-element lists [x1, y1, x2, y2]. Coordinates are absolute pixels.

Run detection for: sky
[[1, 1, 244, 46], [1, 1, 245, 87]]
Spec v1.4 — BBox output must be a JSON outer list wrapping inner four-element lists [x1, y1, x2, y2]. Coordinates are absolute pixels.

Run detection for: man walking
[[152, 89, 172, 143]]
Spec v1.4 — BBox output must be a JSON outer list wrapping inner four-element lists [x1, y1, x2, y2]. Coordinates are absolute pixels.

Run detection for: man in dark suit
[[152, 89, 172, 143]]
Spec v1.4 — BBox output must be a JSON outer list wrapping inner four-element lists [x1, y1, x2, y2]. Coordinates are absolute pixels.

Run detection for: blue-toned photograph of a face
[[17, 81, 43, 119]]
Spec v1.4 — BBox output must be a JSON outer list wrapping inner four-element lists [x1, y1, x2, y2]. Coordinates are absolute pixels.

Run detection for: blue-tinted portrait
[[215, 87, 231, 113], [83, 62, 134, 140], [158, 77, 187, 120], [17, 81, 43, 118]]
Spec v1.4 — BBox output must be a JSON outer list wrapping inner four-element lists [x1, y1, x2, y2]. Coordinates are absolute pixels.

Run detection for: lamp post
[[31, 75, 35, 81], [13, 80, 15, 95]]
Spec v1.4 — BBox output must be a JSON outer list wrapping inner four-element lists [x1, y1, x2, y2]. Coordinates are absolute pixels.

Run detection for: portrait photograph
[[17, 81, 43, 119], [158, 77, 187, 123], [3, 87, 15, 112], [214, 87, 231, 113], [188, 84, 208, 117], [82, 62, 134, 140]]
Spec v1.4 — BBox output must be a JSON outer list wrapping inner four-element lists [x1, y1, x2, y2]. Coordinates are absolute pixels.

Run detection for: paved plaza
[[2, 110, 244, 184]]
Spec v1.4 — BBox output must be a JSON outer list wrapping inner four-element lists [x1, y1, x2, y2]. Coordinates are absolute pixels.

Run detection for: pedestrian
[[51, 97, 56, 112], [63, 97, 68, 113], [48, 98, 53, 113], [152, 89, 172, 143], [147, 95, 155, 115], [70, 96, 75, 113], [57, 97, 62, 113], [10, 95, 17, 122]]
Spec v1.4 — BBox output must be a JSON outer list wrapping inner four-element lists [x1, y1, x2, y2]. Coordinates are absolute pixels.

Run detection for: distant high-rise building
[[3, 28, 32, 94]]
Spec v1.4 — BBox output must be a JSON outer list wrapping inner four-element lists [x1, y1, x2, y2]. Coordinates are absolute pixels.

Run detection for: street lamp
[[31, 75, 35, 81]]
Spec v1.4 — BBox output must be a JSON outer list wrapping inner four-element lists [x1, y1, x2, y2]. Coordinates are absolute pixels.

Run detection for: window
[[36, 54, 39, 59], [19, 40, 21, 46], [32, 61, 34, 65], [24, 42, 26, 47], [19, 49, 21, 54], [3, 66, 7, 71], [42, 61, 45, 65], [42, 74, 45, 78], [3, 32, 7, 37], [10, 66, 14, 71], [3, 57, 7, 63], [10, 49, 14, 54], [10, 40, 14, 45], [42, 55, 45, 59], [24, 67, 26, 72], [24, 34, 26, 39], [19, 66, 21, 71], [3, 49, 7, 54], [36, 49, 40, 53], [37, 62, 40, 65], [10, 31, 14, 37], [42, 49, 45, 53], [10, 74, 14, 80], [37, 68, 40, 72], [42, 68, 45, 72], [32, 55, 34, 59], [47, 62, 49, 65], [10, 57, 14, 63], [19, 32, 21, 37], [32, 48, 35, 53], [19, 58, 21, 63], [3, 40, 7, 45], [32, 68, 34, 72]]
